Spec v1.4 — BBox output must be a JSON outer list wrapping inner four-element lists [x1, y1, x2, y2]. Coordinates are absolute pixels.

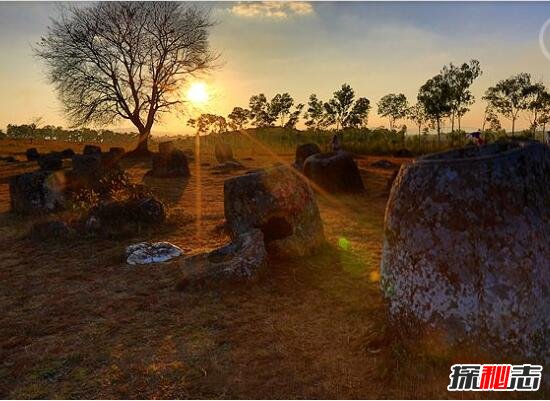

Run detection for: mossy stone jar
[[381, 140, 550, 360]]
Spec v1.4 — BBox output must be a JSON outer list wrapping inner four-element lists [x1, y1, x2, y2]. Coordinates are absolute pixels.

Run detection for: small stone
[[38, 152, 63, 171], [26, 148, 40, 161], [158, 141, 174, 155], [61, 148, 75, 159], [146, 150, 190, 178], [9, 171, 66, 214], [293, 143, 321, 171], [303, 151, 365, 193], [83, 145, 102, 155]]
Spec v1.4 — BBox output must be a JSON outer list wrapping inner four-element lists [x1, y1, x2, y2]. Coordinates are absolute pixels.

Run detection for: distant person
[[468, 131, 484, 146], [545, 131, 550, 146], [331, 134, 342, 153]]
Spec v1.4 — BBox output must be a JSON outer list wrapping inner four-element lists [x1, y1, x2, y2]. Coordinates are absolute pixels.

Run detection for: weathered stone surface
[[146, 149, 190, 178], [72, 153, 102, 175], [381, 140, 550, 361], [224, 165, 325, 258], [38, 152, 63, 171], [100, 149, 124, 169], [180, 229, 267, 283], [26, 148, 40, 161], [9, 171, 66, 214], [214, 142, 234, 163], [294, 143, 321, 171], [303, 151, 365, 193], [69, 153, 126, 194], [126, 241, 183, 265], [83, 144, 101, 155], [70, 153, 102, 190], [158, 141, 173, 155], [61, 148, 75, 159]]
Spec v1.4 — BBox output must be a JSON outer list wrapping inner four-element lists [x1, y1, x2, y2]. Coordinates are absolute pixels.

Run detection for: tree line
[[3, 123, 138, 143], [189, 59, 550, 143]]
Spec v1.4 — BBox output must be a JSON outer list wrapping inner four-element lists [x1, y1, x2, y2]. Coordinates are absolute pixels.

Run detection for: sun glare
[[187, 82, 209, 105]]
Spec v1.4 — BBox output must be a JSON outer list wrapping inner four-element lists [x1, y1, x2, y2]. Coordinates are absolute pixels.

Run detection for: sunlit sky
[[2, 1, 550, 136]]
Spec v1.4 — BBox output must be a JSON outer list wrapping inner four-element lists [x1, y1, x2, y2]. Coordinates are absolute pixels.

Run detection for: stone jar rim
[[414, 140, 536, 166]]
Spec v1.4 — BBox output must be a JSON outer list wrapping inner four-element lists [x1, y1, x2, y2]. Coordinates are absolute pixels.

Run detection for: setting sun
[[187, 82, 209, 105]]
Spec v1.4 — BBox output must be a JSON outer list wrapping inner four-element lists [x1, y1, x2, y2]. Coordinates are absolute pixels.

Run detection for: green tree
[[324, 83, 370, 129], [284, 104, 304, 129], [304, 94, 325, 130], [441, 59, 482, 132], [249, 94, 276, 128], [270, 93, 294, 126], [377, 93, 409, 130], [483, 73, 534, 135], [227, 107, 250, 131], [346, 97, 371, 128], [407, 103, 428, 151], [324, 83, 356, 130], [418, 73, 453, 144], [481, 104, 502, 132], [536, 91, 550, 137], [524, 82, 547, 134], [192, 114, 227, 135]]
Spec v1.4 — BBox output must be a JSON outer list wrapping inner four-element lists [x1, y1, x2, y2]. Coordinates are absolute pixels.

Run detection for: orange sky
[[2, 2, 550, 136]]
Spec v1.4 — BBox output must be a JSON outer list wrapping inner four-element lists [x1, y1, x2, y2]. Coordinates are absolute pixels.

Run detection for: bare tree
[[35, 2, 217, 154]]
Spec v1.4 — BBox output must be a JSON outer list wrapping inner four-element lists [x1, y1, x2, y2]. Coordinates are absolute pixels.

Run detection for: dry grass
[[0, 138, 546, 399]]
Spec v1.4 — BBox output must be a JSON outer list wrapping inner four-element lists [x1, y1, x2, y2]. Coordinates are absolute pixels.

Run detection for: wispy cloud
[[230, 2, 314, 19]]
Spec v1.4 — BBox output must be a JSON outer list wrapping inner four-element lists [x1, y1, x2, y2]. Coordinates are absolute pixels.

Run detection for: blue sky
[[1, 1, 550, 134]]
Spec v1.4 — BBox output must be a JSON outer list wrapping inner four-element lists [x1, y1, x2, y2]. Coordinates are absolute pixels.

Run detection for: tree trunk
[[512, 117, 515, 135], [451, 112, 455, 133], [127, 128, 151, 157], [136, 130, 150, 152], [418, 124, 422, 154], [436, 119, 441, 147]]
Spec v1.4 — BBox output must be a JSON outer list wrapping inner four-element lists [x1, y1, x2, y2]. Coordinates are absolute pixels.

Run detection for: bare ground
[[0, 139, 545, 399]]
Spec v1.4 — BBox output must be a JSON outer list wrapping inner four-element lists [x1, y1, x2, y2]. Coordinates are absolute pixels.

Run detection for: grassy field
[[0, 137, 545, 399]]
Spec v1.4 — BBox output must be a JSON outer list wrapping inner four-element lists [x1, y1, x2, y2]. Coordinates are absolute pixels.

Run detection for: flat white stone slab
[[126, 241, 183, 265]]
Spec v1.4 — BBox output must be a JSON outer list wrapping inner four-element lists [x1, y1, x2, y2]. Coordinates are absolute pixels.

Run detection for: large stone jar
[[224, 165, 325, 258], [381, 140, 550, 360]]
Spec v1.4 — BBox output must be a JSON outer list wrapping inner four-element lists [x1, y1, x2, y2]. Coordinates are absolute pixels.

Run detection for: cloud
[[230, 2, 313, 19]]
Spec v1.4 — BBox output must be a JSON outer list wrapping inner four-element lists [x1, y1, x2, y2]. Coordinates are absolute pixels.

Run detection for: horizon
[[2, 1, 550, 136]]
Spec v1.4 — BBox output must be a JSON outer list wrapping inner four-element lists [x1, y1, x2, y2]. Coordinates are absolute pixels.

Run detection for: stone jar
[[381, 141, 550, 360], [224, 165, 325, 258]]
